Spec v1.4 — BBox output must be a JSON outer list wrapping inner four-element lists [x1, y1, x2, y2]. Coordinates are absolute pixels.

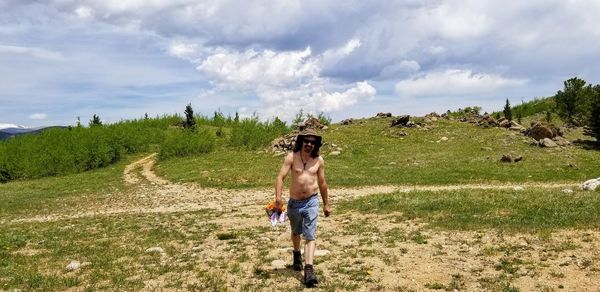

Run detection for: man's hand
[[324, 205, 332, 217], [274, 197, 283, 211]]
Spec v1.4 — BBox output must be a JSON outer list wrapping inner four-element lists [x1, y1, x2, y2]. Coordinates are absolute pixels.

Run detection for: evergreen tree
[[503, 99, 512, 121], [184, 103, 196, 130], [234, 112, 240, 123], [89, 114, 102, 127], [517, 111, 522, 124], [555, 77, 593, 125], [545, 111, 552, 123], [589, 85, 600, 142]]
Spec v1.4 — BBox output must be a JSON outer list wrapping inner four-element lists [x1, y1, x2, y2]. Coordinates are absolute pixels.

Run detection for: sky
[[1, 0, 600, 127]]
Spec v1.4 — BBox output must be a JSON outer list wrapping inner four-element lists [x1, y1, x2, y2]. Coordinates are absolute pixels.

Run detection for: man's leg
[[292, 233, 303, 270], [304, 240, 318, 287], [304, 240, 315, 265], [292, 233, 301, 250]]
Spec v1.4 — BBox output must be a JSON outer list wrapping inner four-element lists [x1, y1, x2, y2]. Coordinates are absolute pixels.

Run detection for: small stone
[[513, 186, 524, 191], [562, 188, 574, 194], [440, 137, 448, 141], [145, 247, 165, 254], [65, 260, 81, 272], [314, 249, 330, 257], [271, 259, 286, 269], [514, 156, 524, 162], [481, 147, 493, 151], [329, 151, 341, 156]]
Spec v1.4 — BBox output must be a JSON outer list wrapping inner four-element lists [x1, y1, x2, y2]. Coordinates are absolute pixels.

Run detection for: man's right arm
[[274, 153, 293, 209]]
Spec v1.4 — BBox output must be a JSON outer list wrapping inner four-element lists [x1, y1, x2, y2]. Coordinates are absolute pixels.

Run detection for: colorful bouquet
[[265, 202, 287, 227]]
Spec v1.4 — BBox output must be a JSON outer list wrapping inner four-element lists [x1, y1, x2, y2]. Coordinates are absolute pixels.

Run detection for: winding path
[[10, 154, 581, 223]]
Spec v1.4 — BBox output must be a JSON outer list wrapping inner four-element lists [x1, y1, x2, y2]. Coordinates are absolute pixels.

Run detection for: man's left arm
[[317, 157, 331, 217]]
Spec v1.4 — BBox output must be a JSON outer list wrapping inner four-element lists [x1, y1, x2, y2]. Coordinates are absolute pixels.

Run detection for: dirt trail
[[9, 154, 599, 291], [11, 154, 580, 224]]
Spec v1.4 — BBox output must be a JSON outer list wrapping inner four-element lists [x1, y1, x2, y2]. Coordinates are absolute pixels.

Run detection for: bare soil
[[11, 154, 600, 291]]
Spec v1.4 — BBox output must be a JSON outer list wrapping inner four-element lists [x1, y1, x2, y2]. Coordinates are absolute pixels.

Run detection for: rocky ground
[[8, 154, 600, 291]]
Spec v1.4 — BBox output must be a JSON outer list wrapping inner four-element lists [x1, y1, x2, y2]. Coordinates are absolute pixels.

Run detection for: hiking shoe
[[293, 250, 303, 271], [304, 264, 318, 287]]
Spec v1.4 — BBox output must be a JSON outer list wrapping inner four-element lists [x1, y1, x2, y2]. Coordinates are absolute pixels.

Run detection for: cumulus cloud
[[194, 44, 376, 119], [29, 113, 48, 120], [395, 69, 527, 98]]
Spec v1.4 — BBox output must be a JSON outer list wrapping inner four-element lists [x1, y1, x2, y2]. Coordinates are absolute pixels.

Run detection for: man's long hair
[[293, 135, 321, 158]]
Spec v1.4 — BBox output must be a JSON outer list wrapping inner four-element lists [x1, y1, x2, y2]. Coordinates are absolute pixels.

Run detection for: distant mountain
[[0, 126, 67, 141]]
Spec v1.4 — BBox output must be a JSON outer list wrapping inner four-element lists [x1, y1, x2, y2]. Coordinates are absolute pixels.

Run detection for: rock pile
[[376, 112, 392, 118], [270, 118, 326, 153], [341, 118, 353, 125], [524, 122, 570, 148]]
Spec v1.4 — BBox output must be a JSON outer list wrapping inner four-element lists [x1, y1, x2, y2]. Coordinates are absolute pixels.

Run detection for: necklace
[[300, 155, 308, 170]]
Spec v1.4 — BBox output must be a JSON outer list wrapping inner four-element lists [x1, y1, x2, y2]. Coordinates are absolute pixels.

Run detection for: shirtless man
[[274, 128, 331, 287]]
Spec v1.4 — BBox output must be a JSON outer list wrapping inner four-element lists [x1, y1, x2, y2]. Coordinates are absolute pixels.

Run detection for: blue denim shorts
[[287, 194, 319, 241]]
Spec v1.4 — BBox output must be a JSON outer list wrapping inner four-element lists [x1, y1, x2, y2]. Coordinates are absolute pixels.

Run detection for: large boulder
[[390, 115, 410, 127], [526, 123, 554, 141], [499, 120, 511, 128]]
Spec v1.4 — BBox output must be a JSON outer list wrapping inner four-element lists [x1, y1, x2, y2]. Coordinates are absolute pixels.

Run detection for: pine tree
[[184, 103, 196, 130], [503, 99, 512, 121], [89, 114, 102, 127], [589, 85, 600, 142]]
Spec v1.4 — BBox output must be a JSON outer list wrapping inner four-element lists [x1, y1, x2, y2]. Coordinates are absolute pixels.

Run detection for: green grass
[[0, 155, 141, 220], [337, 188, 600, 231], [156, 118, 600, 188], [0, 210, 218, 291]]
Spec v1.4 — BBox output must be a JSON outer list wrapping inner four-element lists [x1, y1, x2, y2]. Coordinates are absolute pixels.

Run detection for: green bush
[[0, 115, 181, 182], [230, 116, 288, 150], [159, 128, 216, 160]]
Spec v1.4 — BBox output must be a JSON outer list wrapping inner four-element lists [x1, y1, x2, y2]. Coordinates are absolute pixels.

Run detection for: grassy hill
[[1, 114, 600, 291], [155, 116, 600, 188]]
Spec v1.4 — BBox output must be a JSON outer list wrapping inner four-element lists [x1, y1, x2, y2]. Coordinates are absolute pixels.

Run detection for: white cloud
[[395, 69, 527, 98], [167, 42, 201, 61], [74, 6, 93, 18], [0, 45, 65, 61], [29, 113, 48, 120], [379, 60, 421, 79], [195, 43, 375, 119], [322, 38, 361, 69], [198, 47, 319, 90]]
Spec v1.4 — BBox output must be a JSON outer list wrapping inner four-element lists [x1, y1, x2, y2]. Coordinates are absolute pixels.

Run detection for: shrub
[[230, 116, 289, 150], [159, 128, 215, 160]]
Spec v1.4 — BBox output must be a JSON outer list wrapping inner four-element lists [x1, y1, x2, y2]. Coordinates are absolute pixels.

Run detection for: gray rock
[[581, 178, 600, 191], [145, 247, 165, 254], [552, 136, 571, 146], [271, 259, 286, 269], [65, 260, 81, 272], [541, 138, 558, 148]]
